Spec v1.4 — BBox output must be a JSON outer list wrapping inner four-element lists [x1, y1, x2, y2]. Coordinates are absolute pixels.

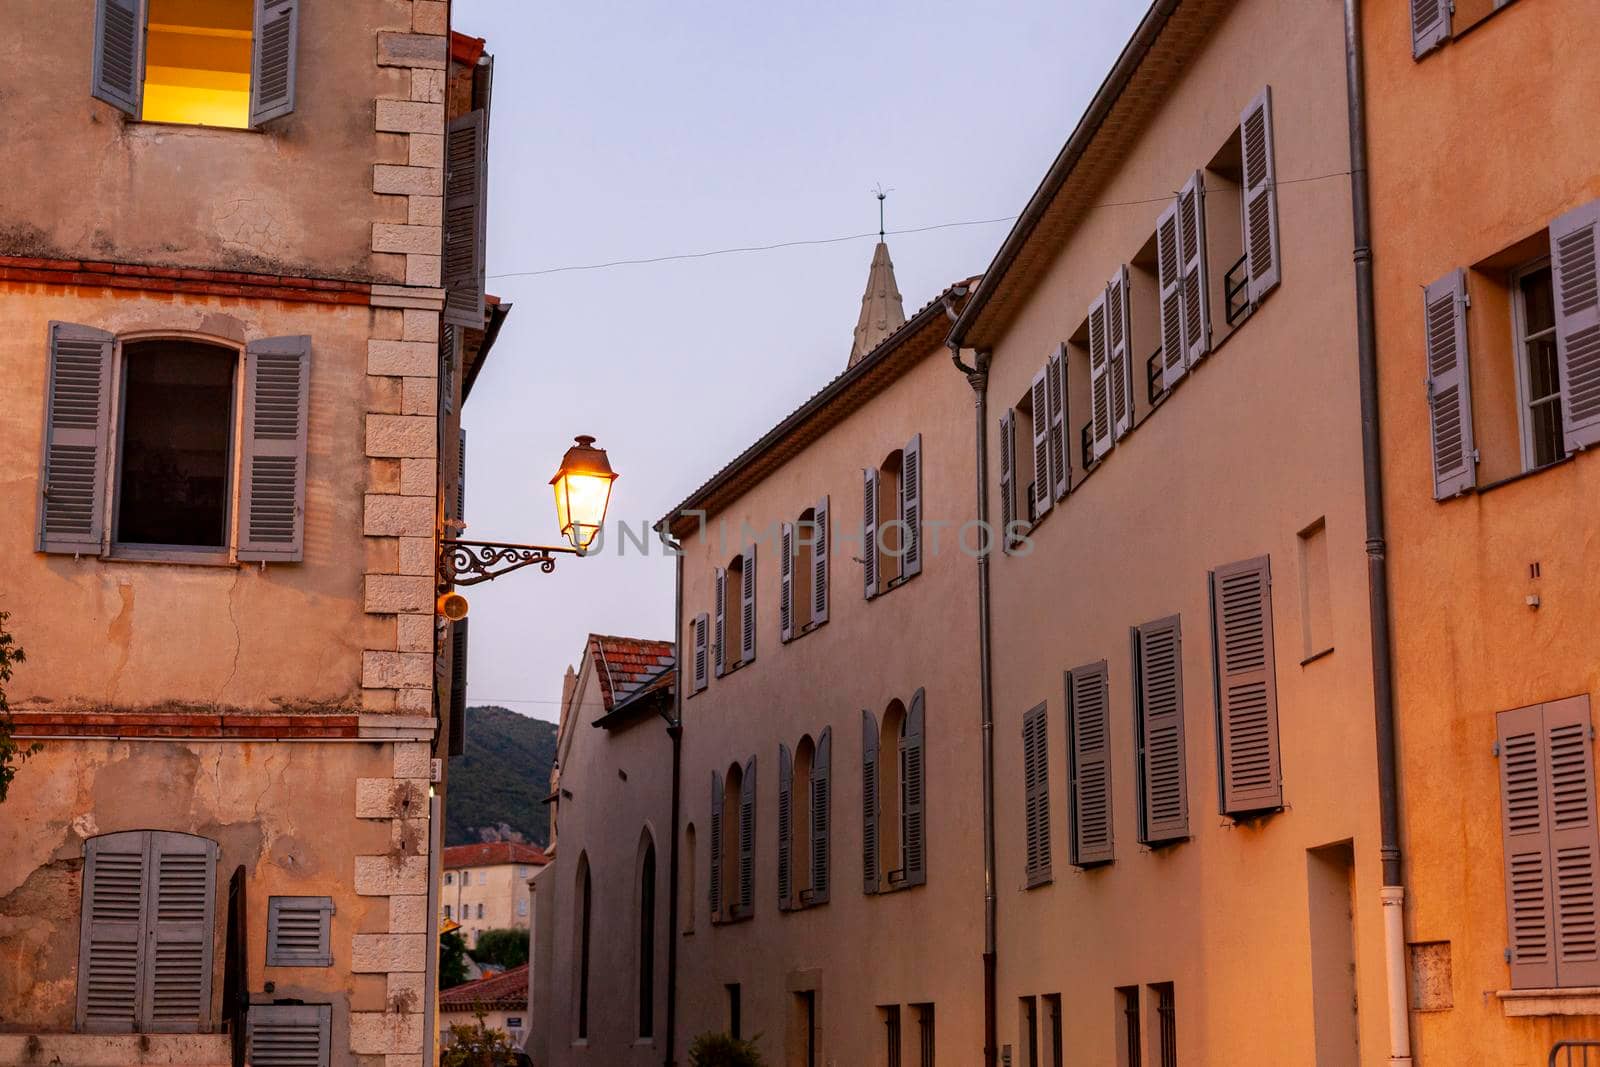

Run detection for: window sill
[[867, 571, 918, 600], [782, 619, 828, 645], [1300, 646, 1335, 667], [1458, 453, 1578, 499], [106, 545, 235, 567], [1025, 872, 1053, 890], [1497, 987, 1600, 1017], [125, 118, 263, 136], [711, 910, 753, 926], [715, 657, 751, 681]]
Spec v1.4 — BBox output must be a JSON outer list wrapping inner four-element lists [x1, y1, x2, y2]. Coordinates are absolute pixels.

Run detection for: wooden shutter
[[143, 832, 218, 1033], [265, 896, 333, 967], [443, 110, 488, 328], [862, 710, 880, 894], [1157, 202, 1187, 392], [778, 743, 793, 908], [812, 726, 831, 903], [713, 568, 727, 677], [904, 688, 927, 886], [1137, 617, 1189, 843], [1499, 703, 1557, 988], [247, 1002, 332, 1067], [38, 322, 114, 555], [740, 544, 757, 664], [249, 0, 300, 126], [902, 433, 923, 578], [998, 410, 1017, 548], [709, 771, 723, 916], [1068, 663, 1114, 867], [439, 323, 457, 416], [1178, 172, 1211, 365], [1088, 292, 1112, 460], [1424, 268, 1477, 498], [1411, 0, 1451, 58], [457, 428, 467, 526], [780, 523, 795, 642], [1211, 556, 1283, 815], [863, 467, 880, 597], [449, 619, 468, 757], [1047, 346, 1069, 500], [1029, 368, 1053, 518], [1240, 87, 1282, 304], [1107, 266, 1135, 438], [1023, 703, 1052, 886], [1550, 199, 1600, 452], [92, 0, 142, 116], [238, 335, 311, 563], [692, 613, 709, 694], [77, 831, 147, 1032], [1544, 697, 1600, 986], [738, 757, 756, 913], [812, 495, 830, 625]]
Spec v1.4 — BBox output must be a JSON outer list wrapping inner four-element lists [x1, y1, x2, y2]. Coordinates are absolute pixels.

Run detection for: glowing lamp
[[550, 435, 617, 552]]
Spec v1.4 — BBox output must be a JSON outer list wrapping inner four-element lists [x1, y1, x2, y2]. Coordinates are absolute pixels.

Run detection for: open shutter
[[998, 410, 1017, 547], [1240, 88, 1282, 304], [863, 710, 880, 894], [443, 110, 488, 328], [457, 428, 467, 526], [1107, 266, 1135, 437], [713, 568, 727, 677], [778, 743, 793, 909], [709, 772, 723, 917], [1424, 268, 1477, 498], [248, 1002, 331, 1067], [249, 0, 300, 126], [448, 619, 468, 757], [1211, 556, 1283, 815], [1047, 346, 1069, 500], [77, 831, 148, 1032], [1088, 292, 1112, 460], [812, 726, 831, 903], [1550, 199, 1600, 451], [1178, 172, 1212, 365], [1068, 663, 1114, 867], [1157, 202, 1187, 392], [738, 757, 756, 913], [265, 896, 333, 967], [143, 832, 218, 1032], [692, 613, 709, 694], [740, 544, 757, 664], [1137, 616, 1189, 843], [1023, 704, 1052, 886], [1412, 0, 1451, 58], [1499, 703, 1557, 989], [92, 0, 142, 116], [1029, 368, 1052, 519], [779, 523, 794, 642], [238, 335, 310, 562], [439, 323, 457, 416], [812, 495, 830, 625], [903, 688, 927, 886], [38, 322, 114, 555], [863, 468, 880, 598], [902, 433, 923, 578], [1546, 698, 1600, 986]]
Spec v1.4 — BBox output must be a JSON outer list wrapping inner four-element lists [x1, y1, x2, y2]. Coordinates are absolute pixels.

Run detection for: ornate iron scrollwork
[[438, 539, 580, 589]]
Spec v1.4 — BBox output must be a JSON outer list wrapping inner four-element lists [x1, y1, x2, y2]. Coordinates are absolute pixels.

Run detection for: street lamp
[[436, 435, 617, 599]]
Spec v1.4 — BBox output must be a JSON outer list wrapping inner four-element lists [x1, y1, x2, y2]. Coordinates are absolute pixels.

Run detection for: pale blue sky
[[453, 0, 1147, 722]]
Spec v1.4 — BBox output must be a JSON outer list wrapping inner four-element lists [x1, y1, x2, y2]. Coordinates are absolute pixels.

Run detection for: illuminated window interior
[[142, 0, 253, 128]]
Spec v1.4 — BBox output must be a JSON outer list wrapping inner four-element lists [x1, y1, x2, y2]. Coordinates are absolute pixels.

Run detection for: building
[[439, 963, 531, 1049], [1368, 0, 1600, 1060], [442, 842, 549, 947], [0, 4, 499, 1065]]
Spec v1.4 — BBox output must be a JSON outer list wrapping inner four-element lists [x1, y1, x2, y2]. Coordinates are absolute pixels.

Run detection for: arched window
[[862, 436, 924, 598], [863, 691, 926, 893], [711, 759, 756, 920], [779, 730, 832, 910], [780, 498, 830, 641], [637, 833, 657, 1039], [575, 854, 591, 1040], [714, 549, 756, 675]]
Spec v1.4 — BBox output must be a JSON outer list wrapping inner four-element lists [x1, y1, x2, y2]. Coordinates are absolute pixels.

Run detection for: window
[[1042, 995, 1062, 1067], [864, 435, 923, 597], [792, 990, 818, 1067], [1513, 262, 1566, 469], [714, 549, 756, 675], [76, 830, 219, 1033], [1116, 987, 1141, 1067], [265, 896, 333, 967], [91, 0, 299, 128], [1019, 996, 1038, 1067], [517, 898, 528, 917], [445, 872, 454, 886], [912, 1003, 935, 1067], [519, 865, 529, 878], [575, 855, 591, 1040], [1296, 521, 1333, 661], [443, 904, 451, 920], [480, 870, 488, 885], [881, 1005, 902, 1067], [1134, 617, 1189, 845], [476, 903, 484, 919], [1067, 662, 1113, 867], [711, 759, 755, 920], [247, 1004, 330, 1067], [727, 983, 743, 1040], [779, 729, 832, 910], [1210, 556, 1283, 817], [780, 497, 830, 640], [1497, 696, 1600, 990], [1022, 703, 1052, 886], [638, 836, 656, 1038], [691, 613, 710, 694], [1412, 0, 1521, 59], [683, 823, 697, 933], [1151, 984, 1176, 1067], [863, 692, 926, 893]]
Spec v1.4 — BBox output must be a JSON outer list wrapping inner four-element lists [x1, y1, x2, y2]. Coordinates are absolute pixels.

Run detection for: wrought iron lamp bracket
[[438, 538, 582, 589]]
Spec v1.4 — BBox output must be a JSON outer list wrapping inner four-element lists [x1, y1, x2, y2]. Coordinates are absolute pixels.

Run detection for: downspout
[[662, 538, 685, 1067], [1343, 3, 1412, 1064], [946, 293, 997, 1067]]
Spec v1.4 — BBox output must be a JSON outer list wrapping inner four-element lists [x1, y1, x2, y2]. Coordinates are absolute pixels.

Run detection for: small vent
[[266, 897, 334, 967]]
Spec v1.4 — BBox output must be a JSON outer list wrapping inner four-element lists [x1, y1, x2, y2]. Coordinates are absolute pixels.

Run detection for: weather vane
[[872, 183, 894, 241]]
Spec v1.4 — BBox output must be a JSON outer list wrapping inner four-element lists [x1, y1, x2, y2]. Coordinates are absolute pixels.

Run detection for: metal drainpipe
[[662, 538, 685, 1067], [949, 323, 997, 1067], [1343, 2, 1412, 1064]]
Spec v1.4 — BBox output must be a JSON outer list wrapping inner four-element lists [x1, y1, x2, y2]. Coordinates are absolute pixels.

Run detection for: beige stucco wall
[[443, 861, 539, 945], [1364, 0, 1600, 1059]]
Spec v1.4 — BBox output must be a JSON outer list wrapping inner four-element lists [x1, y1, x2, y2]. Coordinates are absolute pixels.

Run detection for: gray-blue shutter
[[1424, 268, 1476, 498], [862, 710, 879, 894], [779, 522, 794, 642], [863, 467, 880, 597], [902, 433, 923, 578], [444, 110, 488, 328], [740, 543, 757, 664], [778, 743, 793, 909], [1412, 0, 1451, 59], [1137, 616, 1189, 843], [249, 0, 300, 126], [238, 335, 310, 562], [713, 568, 727, 677], [38, 322, 114, 554], [265, 896, 333, 967], [738, 757, 756, 913], [248, 1002, 331, 1067], [1550, 199, 1600, 452], [812, 726, 831, 903], [1068, 663, 1114, 867], [1240, 87, 1282, 304], [1023, 703, 1052, 887], [709, 771, 723, 917], [142, 832, 218, 1033], [1211, 556, 1283, 815], [903, 689, 926, 886], [76, 831, 147, 1032], [92, 0, 142, 116], [811, 495, 830, 625]]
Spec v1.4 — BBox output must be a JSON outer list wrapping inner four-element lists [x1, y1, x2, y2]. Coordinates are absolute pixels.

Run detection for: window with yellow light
[[141, 0, 254, 128]]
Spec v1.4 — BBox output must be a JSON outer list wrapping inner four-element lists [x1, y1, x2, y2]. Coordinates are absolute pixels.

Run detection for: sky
[[453, 0, 1148, 723]]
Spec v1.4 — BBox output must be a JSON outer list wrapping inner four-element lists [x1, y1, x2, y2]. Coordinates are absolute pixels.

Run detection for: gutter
[[662, 540, 685, 1067], [1342, 3, 1412, 1064]]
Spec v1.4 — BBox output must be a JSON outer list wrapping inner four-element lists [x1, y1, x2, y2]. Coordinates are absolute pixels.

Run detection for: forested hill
[[444, 705, 557, 847]]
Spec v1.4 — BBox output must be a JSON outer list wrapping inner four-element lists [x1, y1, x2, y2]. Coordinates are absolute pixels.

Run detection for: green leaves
[[0, 610, 41, 806]]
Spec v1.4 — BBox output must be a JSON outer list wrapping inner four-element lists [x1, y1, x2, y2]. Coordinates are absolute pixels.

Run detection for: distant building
[[442, 842, 549, 946], [440, 963, 531, 1049]]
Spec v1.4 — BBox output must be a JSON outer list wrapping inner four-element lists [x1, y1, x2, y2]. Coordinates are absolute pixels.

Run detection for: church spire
[[849, 236, 906, 366]]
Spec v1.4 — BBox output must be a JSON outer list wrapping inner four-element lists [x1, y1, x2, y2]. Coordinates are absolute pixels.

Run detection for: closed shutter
[[1088, 292, 1112, 460], [863, 710, 880, 894], [812, 495, 830, 625], [1107, 266, 1135, 438], [238, 335, 311, 563], [1047, 346, 1069, 500], [1068, 663, 1114, 867], [713, 568, 727, 677], [778, 743, 793, 909], [1157, 202, 1187, 392], [902, 433, 923, 578], [998, 410, 1017, 548], [1544, 697, 1600, 986], [1550, 199, 1600, 451], [1211, 556, 1283, 815], [812, 726, 831, 903], [247, 1002, 332, 1067], [692, 613, 709, 694], [863, 467, 880, 597], [249, 0, 300, 126], [38, 322, 114, 554], [77, 831, 147, 1032], [143, 832, 218, 1033], [1411, 0, 1451, 58], [265, 897, 333, 967], [709, 771, 723, 916], [1424, 268, 1477, 498], [1023, 703, 1052, 886], [1499, 703, 1557, 988], [780, 523, 794, 642], [1030, 368, 1052, 519], [738, 757, 756, 913], [1136, 616, 1189, 843], [740, 544, 757, 664], [449, 619, 468, 757], [457, 428, 467, 526], [1178, 172, 1211, 365], [443, 110, 488, 328], [903, 688, 927, 886], [92, 0, 142, 116], [1240, 87, 1282, 304]]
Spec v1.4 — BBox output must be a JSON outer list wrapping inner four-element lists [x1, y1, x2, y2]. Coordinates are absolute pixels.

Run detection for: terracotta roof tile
[[587, 635, 674, 711], [441, 842, 549, 870], [440, 963, 528, 1010]]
